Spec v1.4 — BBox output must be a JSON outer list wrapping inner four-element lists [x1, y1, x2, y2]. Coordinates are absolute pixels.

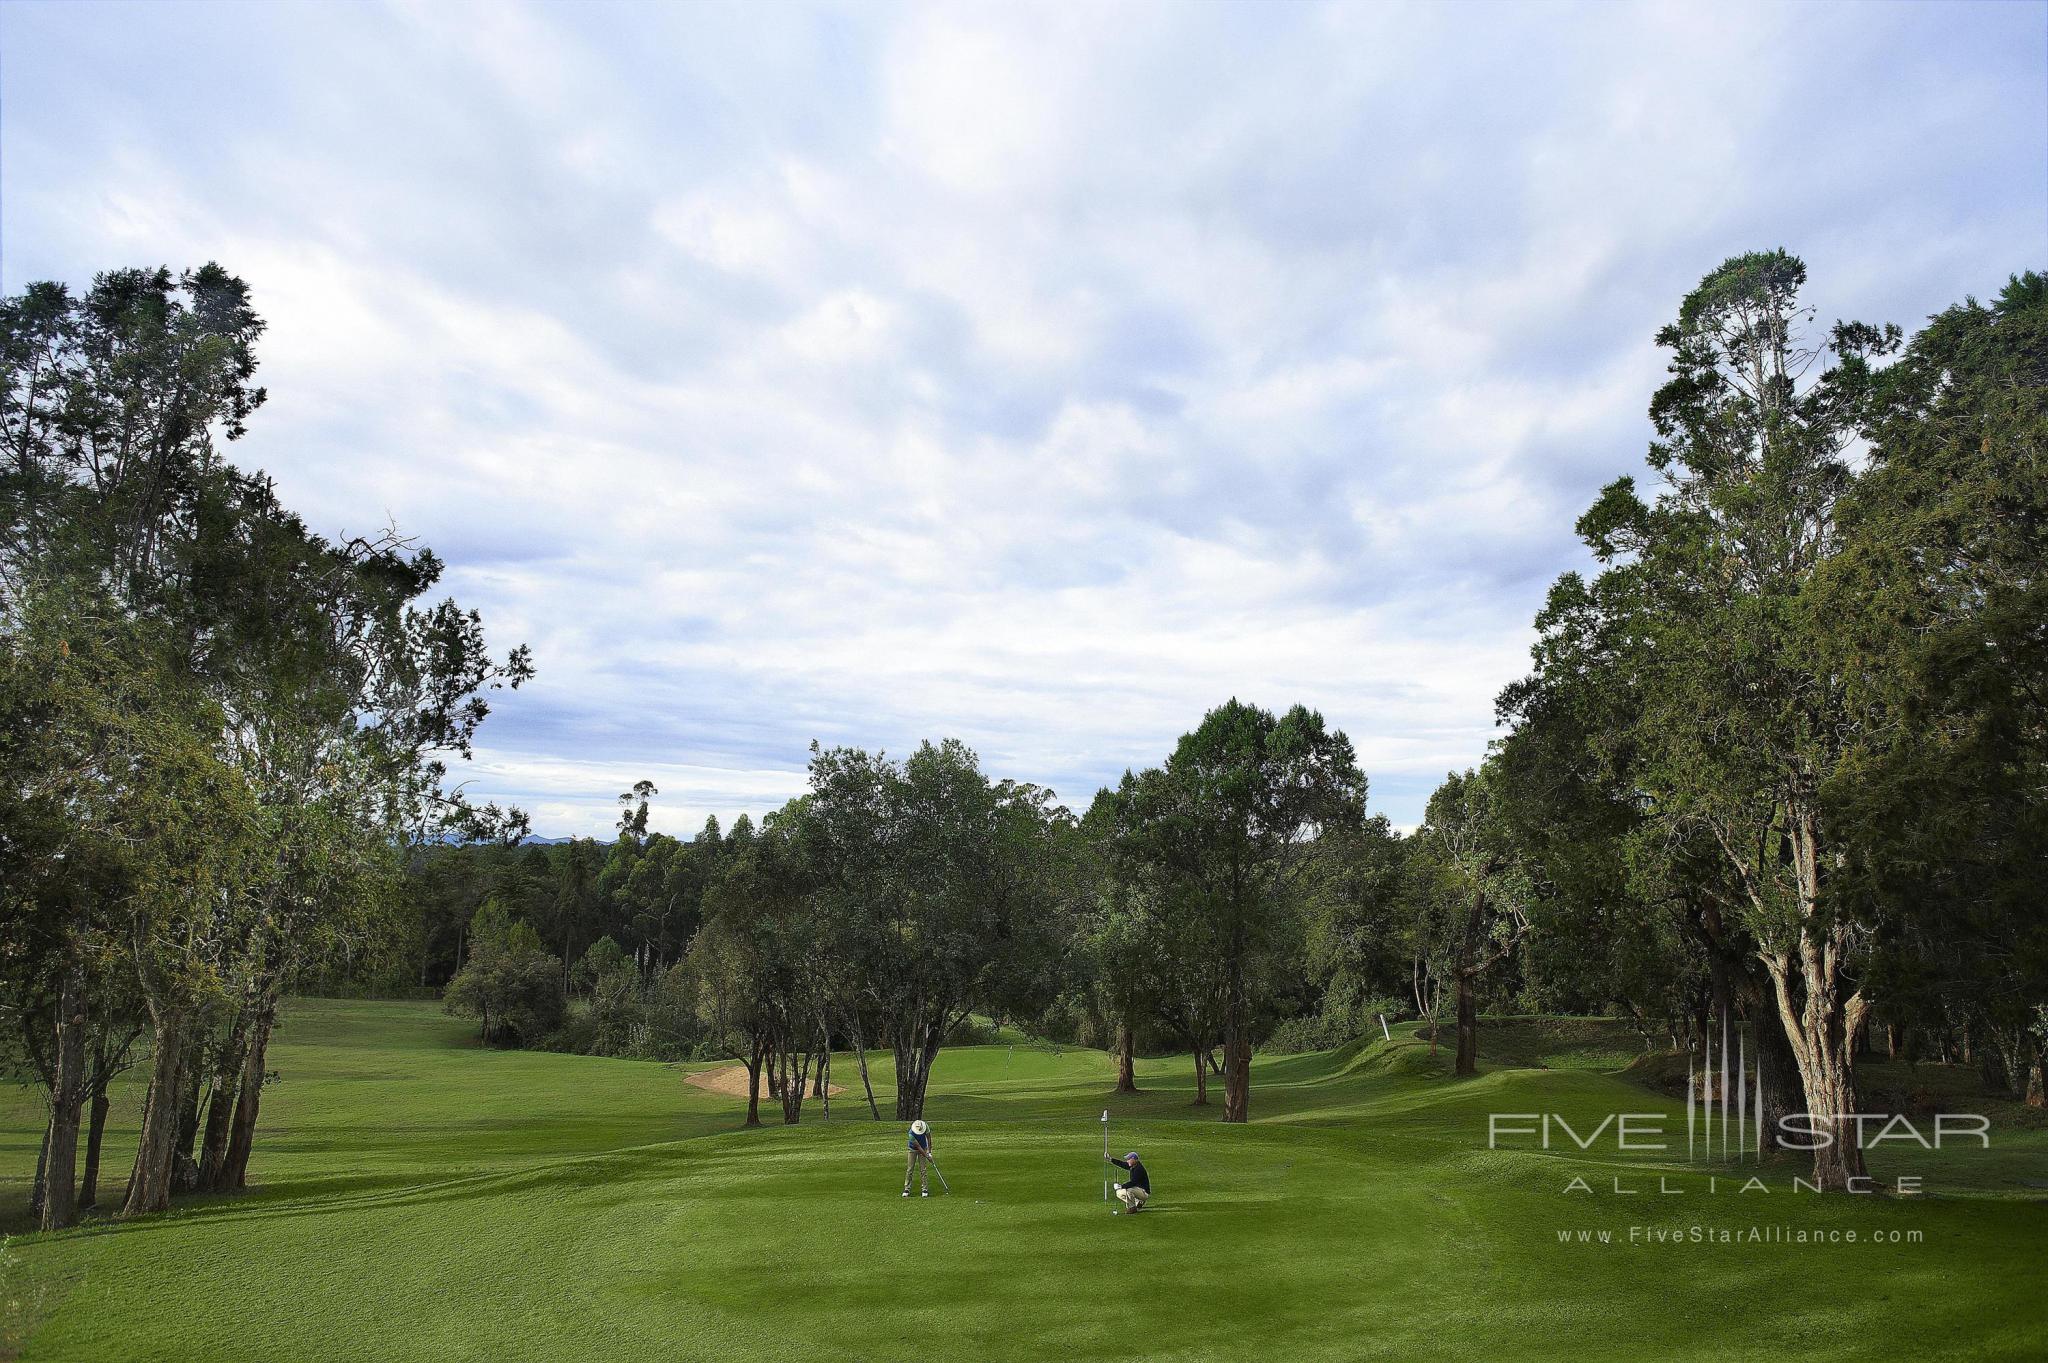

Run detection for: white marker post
[[1378, 1014, 1391, 1042], [1101, 1110, 1110, 1201]]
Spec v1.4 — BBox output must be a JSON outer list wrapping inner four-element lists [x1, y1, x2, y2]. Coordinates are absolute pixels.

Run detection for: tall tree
[[1104, 700, 1367, 1121], [697, 802, 827, 1126], [0, 587, 252, 1226], [1828, 272, 2048, 1103], [1412, 768, 1530, 1077], [1539, 251, 1899, 1187], [1, 264, 530, 1214], [806, 740, 1072, 1120]]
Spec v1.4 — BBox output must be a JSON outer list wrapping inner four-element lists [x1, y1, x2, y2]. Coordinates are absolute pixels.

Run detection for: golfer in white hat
[[903, 1119, 935, 1197]]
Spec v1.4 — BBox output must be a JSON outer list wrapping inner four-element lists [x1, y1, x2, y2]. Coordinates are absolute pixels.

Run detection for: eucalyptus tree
[[1525, 251, 1905, 1187], [1498, 539, 1807, 1143], [1, 264, 531, 1213], [1409, 768, 1531, 1076], [0, 585, 259, 1222], [1825, 271, 2048, 1101], [806, 740, 1074, 1120], [181, 464, 530, 1197], [1104, 701, 1367, 1121], [694, 801, 831, 1125], [1294, 814, 1409, 1046], [1075, 794, 1158, 1092]]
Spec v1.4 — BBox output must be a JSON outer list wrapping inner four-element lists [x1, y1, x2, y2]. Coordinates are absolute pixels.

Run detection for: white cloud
[[3, 0, 2039, 836]]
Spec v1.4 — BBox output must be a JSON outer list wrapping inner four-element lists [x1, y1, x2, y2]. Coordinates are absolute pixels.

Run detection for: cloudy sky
[[4, 1, 2041, 836]]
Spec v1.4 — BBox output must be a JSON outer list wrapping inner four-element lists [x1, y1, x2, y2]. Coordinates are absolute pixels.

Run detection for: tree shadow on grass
[[15, 1140, 721, 1244]]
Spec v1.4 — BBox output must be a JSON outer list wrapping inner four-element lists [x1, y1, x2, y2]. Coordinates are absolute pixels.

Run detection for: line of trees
[[7, 249, 2035, 1222], [1, 266, 529, 1230], [411, 254, 2045, 1195]]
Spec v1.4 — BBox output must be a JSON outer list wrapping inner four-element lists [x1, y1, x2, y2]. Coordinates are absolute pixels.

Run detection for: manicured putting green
[[3, 1000, 2043, 1361]]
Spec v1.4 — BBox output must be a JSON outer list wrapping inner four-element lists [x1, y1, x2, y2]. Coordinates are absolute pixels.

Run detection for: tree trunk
[[1191, 1046, 1208, 1106], [198, 1006, 251, 1191], [41, 963, 88, 1231], [1743, 981, 1803, 1156], [171, 1031, 206, 1194], [1454, 973, 1479, 1077], [1707, 957, 1735, 1045], [80, 1087, 112, 1211], [122, 1011, 186, 1217], [891, 1021, 945, 1121], [1762, 944, 1869, 1190], [1220, 949, 1251, 1123], [1114, 1022, 1137, 1093], [1454, 889, 1485, 1077], [31, 1125, 50, 1222], [743, 1040, 763, 1128], [849, 1018, 881, 1120], [1731, 798, 1869, 1190], [223, 997, 276, 1190], [776, 1045, 810, 1126]]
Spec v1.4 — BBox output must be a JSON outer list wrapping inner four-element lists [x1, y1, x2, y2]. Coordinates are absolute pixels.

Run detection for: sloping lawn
[[3, 1000, 2043, 1362]]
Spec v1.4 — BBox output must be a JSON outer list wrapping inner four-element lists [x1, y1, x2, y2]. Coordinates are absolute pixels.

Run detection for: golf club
[[927, 1152, 952, 1194]]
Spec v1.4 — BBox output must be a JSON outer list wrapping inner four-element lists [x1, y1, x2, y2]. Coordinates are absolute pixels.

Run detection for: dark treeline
[[5, 249, 2042, 1220]]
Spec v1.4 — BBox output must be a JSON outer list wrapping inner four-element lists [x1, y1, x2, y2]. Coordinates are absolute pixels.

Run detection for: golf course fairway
[[3, 999, 2043, 1362]]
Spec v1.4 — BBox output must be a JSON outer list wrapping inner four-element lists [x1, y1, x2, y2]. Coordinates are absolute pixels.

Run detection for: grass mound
[[1412, 1015, 1649, 1071]]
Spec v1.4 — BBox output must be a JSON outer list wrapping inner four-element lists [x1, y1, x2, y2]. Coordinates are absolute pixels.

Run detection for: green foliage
[[802, 739, 1079, 1118], [573, 936, 631, 992], [1097, 699, 1368, 1117], [0, 583, 257, 1058], [1262, 993, 1402, 1054], [443, 915, 564, 1048], [1, 263, 531, 1219]]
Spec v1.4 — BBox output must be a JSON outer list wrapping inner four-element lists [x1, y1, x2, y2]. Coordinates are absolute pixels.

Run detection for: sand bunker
[[685, 1063, 845, 1100]]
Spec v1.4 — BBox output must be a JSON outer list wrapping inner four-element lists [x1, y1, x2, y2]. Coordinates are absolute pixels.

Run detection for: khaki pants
[[1115, 1183, 1148, 1211], [905, 1149, 931, 1192]]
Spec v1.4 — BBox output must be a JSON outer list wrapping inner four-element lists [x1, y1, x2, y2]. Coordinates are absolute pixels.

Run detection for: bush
[[1262, 995, 1405, 1054], [584, 966, 643, 1055], [631, 961, 706, 1061], [573, 936, 630, 994], [443, 907, 564, 1046]]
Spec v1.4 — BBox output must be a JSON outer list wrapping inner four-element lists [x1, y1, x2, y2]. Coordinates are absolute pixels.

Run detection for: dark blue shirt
[[1109, 1155, 1149, 1192], [908, 1128, 931, 1153]]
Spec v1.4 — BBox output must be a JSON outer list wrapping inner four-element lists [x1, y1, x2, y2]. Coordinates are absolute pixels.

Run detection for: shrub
[[1262, 995, 1405, 1054], [443, 906, 564, 1046]]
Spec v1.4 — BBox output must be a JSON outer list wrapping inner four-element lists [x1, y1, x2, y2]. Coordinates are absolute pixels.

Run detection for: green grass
[[4, 1002, 2045, 1362]]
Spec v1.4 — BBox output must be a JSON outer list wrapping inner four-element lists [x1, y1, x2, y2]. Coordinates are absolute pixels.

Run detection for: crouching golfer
[[903, 1119, 934, 1197], [1106, 1150, 1149, 1213]]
